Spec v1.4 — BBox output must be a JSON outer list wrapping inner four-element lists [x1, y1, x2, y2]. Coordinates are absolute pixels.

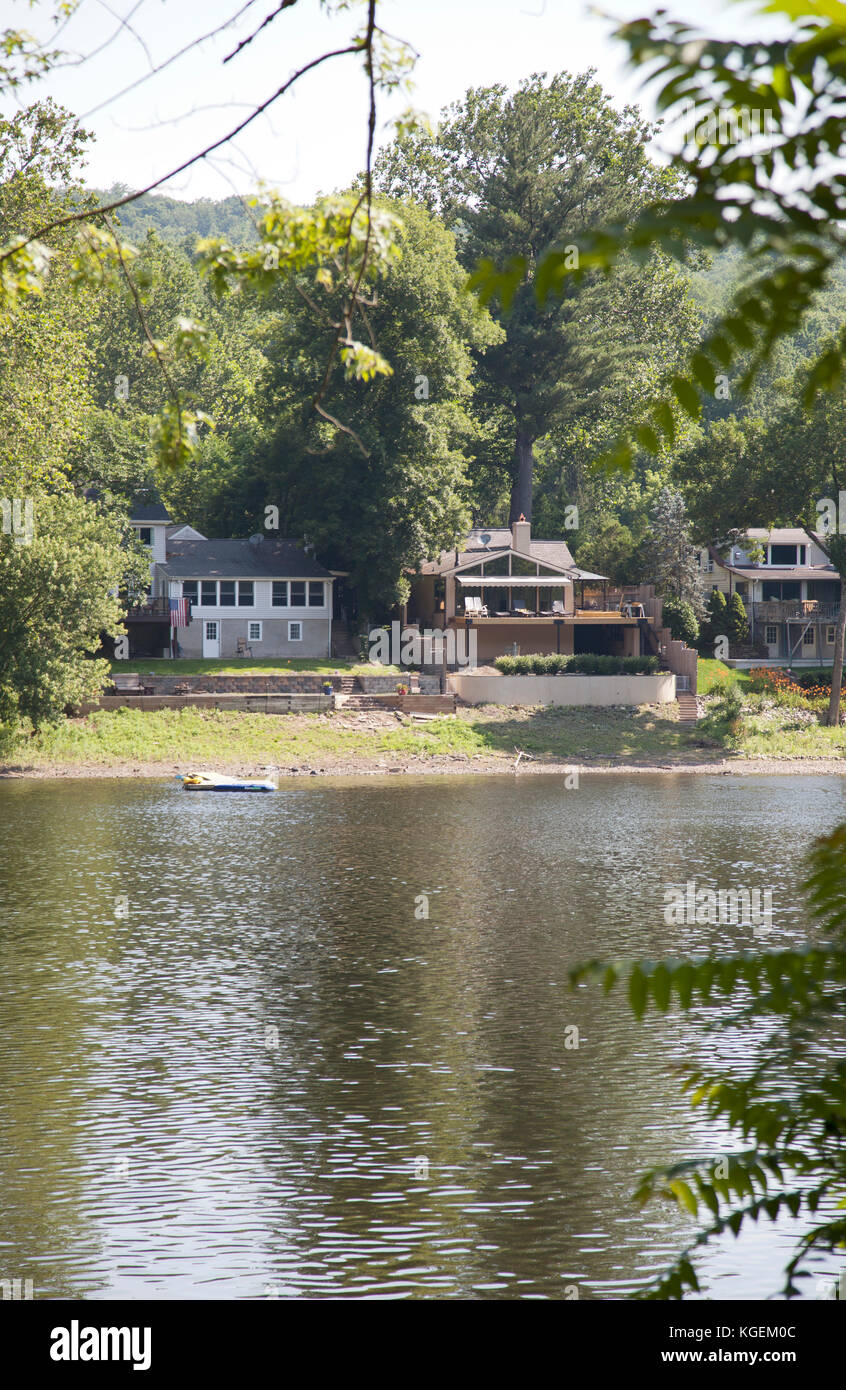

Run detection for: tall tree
[[200, 197, 501, 616], [375, 72, 698, 521], [647, 486, 702, 610]]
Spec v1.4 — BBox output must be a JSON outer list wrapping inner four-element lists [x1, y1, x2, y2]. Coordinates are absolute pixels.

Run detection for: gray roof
[[130, 499, 172, 523], [159, 537, 333, 580], [420, 536, 583, 577]]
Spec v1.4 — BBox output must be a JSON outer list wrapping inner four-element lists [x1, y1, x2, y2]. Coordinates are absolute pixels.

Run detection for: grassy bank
[[4, 703, 702, 773], [5, 676, 846, 777]]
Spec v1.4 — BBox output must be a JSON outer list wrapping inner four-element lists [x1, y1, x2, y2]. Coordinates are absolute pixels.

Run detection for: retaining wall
[[447, 672, 676, 706]]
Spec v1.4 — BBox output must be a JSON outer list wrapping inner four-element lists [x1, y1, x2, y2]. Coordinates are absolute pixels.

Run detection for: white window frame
[[803, 626, 815, 646], [248, 621, 262, 642], [272, 581, 288, 607], [827, 625, 836, 645], [288, 620, 302, 641], [765, 625, 778, 645]]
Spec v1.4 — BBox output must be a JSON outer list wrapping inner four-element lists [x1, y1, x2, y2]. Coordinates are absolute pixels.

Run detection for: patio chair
[[551, 599, 567, 616], [236, 637, 253, 658], [511, 598, 529, 616]]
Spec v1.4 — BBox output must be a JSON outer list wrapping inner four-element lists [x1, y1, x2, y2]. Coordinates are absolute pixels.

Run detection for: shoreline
[[3, 753, 846, 780]]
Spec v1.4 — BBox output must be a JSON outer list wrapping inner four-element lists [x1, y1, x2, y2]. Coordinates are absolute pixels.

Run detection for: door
[[203, 620, 220, 658]]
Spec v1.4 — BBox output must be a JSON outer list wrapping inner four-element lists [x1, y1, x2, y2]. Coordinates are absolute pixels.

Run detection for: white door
[[203, 620, 220, 658]]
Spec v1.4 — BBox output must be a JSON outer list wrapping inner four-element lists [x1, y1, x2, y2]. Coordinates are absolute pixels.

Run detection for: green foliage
[[207, 197, 500, 616], [0, 491, 148, 731], [661, 595, 699, 646], [376, 72, 699, 519], [494, 653, 659, 676], [572, 819, 846, 1297], [726, 591, 749, 645], [648, 486, 702, 609], [468, 5, 846, 480]]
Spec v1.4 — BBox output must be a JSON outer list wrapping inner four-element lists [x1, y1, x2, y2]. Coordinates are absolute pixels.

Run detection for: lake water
[[1, 772, 844, 1301]]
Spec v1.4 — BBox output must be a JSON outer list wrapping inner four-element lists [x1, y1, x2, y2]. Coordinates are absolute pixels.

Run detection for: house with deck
[[406, 518, 669, 668], [697, 528, 842, 664], [125, 499, 335, 658]]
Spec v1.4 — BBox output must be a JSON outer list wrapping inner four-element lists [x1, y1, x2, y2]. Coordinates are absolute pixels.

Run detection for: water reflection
[[0, 773, 843, 1298]]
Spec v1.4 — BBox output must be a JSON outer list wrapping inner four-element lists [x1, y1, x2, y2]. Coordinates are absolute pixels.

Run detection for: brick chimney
[[511, 515, 531, 555]]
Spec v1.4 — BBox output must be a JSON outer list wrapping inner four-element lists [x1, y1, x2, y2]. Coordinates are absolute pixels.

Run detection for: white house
[[697, 528, 841, 663], [127, 500, 335, 658]]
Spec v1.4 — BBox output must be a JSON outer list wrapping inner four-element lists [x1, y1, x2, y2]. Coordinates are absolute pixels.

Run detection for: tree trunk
[[509, 427, 534, 523], [826, 575, 846, 726]]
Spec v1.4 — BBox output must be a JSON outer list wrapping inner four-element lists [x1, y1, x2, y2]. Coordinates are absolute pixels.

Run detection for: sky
[[6, 0, 780, 203]]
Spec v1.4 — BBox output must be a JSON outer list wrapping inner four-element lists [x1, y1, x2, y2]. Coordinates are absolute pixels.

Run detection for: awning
[[456, 575, 572, 586]]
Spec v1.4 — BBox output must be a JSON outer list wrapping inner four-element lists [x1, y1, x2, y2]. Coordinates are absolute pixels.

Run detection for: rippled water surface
[[1, 772, 844, 1300]]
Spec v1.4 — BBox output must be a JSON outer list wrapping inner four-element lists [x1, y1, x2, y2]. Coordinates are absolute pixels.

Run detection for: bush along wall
[[493, 654, 661, 676]]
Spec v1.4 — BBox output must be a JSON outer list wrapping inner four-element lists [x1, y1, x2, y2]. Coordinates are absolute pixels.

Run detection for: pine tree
[[726, 591, 749, 645], [648, 487, 703, 611]]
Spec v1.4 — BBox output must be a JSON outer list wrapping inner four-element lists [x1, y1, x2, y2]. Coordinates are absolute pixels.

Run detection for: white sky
[[4, 0, 780, 203]]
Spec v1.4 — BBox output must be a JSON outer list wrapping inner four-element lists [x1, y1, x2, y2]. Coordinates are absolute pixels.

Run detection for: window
[[288, 621, 302, 641], [248, 621, 262, 642], [205, 621, 217, 640], [138, 526, 152, 546], [762, 581, 800, 602], [770, 544, 799, 565], [201, 581, 217, 607], [290, 582, 306, 606], [272, 581, 288, 607], [803, 626, 815, 645], [735, 582, 748, 599], [827, 625, 836, 645], [182, 580, 198, 607], [308, 581, 324, 607], [238, 581, 254, 607], [219, 581, 236, 607], [765, 625, 778, 645]]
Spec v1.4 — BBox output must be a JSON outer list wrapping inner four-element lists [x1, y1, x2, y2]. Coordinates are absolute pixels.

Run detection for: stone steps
[[676, 691, 699, 725]]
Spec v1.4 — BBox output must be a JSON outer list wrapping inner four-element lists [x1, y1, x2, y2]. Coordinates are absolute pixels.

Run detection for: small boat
[[177, 772, 277, 792]]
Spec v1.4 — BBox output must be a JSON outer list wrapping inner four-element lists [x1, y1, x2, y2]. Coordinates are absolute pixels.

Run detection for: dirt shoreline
[[3, 753, 846, 780]]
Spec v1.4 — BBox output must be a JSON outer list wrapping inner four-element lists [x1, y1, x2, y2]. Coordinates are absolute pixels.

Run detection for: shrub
[[493, 653, 660, 676], [661, 595, 699, 646]]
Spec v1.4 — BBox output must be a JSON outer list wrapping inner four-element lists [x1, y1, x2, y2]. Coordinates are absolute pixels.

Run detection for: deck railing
[[752, 600, 839, 622], [125, 596, 170, 621]]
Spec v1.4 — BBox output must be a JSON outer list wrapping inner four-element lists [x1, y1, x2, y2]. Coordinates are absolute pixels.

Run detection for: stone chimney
[[511, 515, 531, 555]]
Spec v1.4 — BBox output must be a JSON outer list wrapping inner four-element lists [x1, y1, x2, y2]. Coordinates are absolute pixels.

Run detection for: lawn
[[7, 702, 703, 771], [697, 658, 752, 695], [109, 657, 401, 676]]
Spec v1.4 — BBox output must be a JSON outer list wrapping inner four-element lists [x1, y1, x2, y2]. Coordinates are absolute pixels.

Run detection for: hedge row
[[493, 653, 661, 676]]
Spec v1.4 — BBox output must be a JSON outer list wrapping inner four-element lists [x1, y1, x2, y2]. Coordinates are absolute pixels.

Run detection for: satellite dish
[[480, 532, 491, 545]]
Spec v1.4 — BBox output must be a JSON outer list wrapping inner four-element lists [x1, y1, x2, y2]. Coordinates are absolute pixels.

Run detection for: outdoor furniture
[[463, 596, 488, 618], [237, 638, 253, 657], [511, 599, 529, 616], [113, 672, 142, 693], [552, 599, 567, 616]]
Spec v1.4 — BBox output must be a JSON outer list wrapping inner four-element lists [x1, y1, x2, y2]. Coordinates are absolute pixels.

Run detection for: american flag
[[169, 598, 190, 627]]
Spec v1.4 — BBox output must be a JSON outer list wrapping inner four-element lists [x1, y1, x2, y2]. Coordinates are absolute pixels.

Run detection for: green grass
[[697, 659, 753, 695], [6, 702, 704, 770], [109, 657, 401, 676]]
